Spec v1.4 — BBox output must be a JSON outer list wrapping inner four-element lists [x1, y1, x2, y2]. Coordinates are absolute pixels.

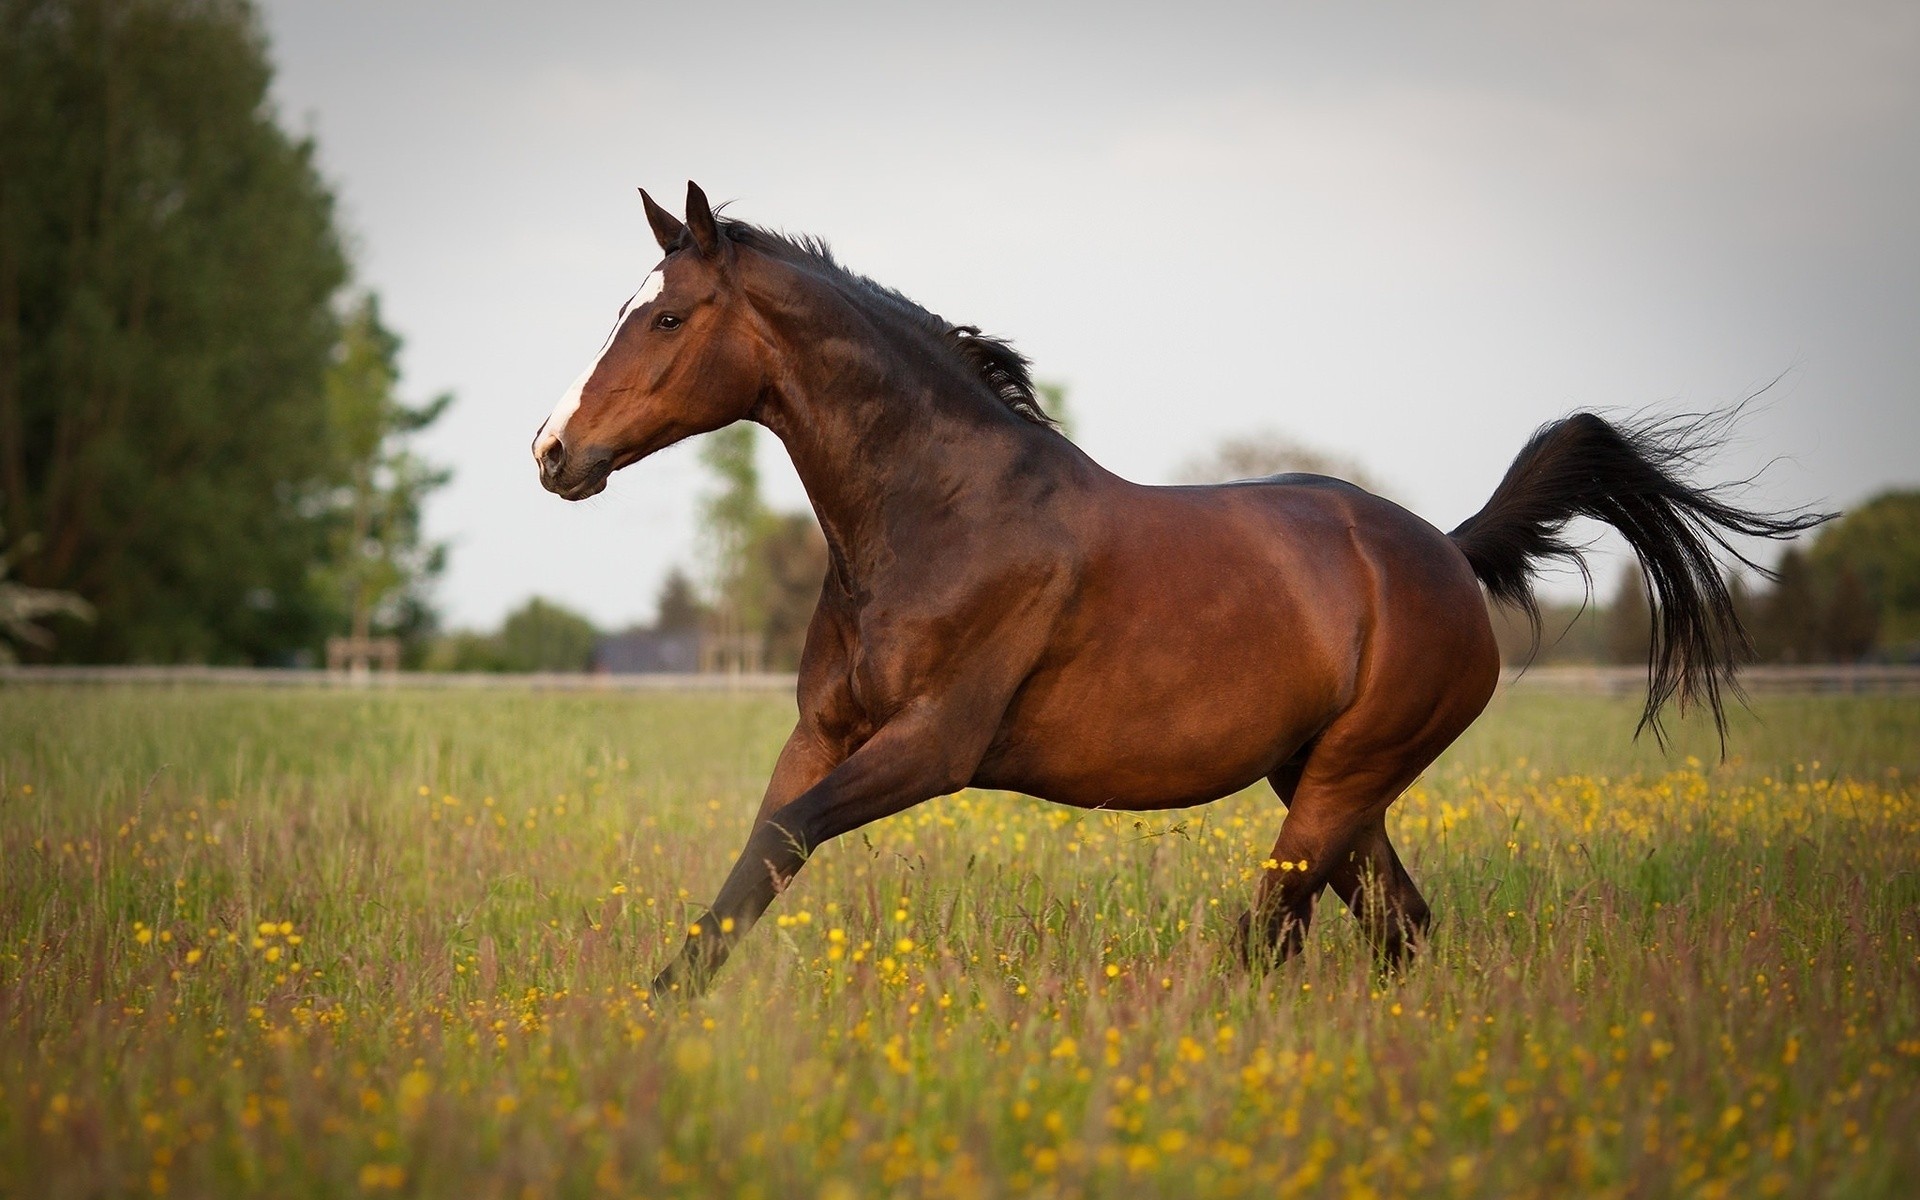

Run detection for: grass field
[[2, 685, 1916, 1198]]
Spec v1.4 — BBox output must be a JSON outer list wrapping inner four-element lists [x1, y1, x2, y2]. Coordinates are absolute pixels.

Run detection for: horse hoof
[[648, 958, 718, 1003], [647, 970, 693, 1003]]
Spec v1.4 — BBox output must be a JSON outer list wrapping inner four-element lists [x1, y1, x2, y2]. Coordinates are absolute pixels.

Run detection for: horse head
[[533, 182, 766, 500]]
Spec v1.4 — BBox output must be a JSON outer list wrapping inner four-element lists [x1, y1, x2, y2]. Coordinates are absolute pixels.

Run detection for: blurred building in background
[[591, 629, 700, 674]]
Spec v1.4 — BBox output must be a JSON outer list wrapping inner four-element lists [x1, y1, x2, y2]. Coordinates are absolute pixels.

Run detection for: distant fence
[[3, 663, 1918, 696], [0, 666, 796, 692], [1500, 664, 1920, 696]]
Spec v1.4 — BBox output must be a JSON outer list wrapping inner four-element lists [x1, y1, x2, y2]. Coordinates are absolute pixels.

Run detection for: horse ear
[[685, 181, 720, 256], [640, 188, 686, 253]]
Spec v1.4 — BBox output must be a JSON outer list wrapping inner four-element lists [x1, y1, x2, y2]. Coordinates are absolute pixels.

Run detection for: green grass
[[1, 686, 1916, 1198]]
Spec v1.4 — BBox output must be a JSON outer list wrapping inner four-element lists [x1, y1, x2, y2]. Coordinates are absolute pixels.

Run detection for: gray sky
[[259, 0, 1919, 630]]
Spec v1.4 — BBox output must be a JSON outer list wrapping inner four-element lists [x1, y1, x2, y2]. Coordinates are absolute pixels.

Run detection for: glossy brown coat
[[533, 184, 1824, 995]]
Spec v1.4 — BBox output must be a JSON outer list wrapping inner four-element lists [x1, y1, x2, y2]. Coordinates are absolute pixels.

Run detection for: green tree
[[314, 294, 451, 661], [1754, 548, 1821, 663], [692, 425, 831, 668], [697, 424, 772, 637], [1605, 566, 1651, 667], [1726, 571, 1761, 663], [1821, 566, 1878, 662], [1808, 490, 1920, 653], [756, 513, 828, 670], [653, 567, 706, 633], [0, 0, 350, 662], [422, 628, 512, 673], [1035, 381, 1077, 442], [495, 597, 597, 673], [1486, 598, 1608, 667]]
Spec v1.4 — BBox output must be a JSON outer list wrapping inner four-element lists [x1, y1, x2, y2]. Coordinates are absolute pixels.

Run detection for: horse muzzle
[[536, 439, 614, 501]]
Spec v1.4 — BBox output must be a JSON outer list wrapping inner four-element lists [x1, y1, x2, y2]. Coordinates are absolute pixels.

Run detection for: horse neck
[[746, 272, 1062, 579]]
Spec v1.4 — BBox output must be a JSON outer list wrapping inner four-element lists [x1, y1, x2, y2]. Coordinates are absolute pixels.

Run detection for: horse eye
[[654, 313, 682, 331]]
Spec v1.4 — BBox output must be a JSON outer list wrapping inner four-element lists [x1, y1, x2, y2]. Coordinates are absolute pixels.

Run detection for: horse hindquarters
[[1242, 518, 1500, 969]]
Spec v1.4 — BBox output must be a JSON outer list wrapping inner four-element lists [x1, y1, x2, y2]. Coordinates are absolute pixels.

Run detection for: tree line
[[1, 0, 447, 664]]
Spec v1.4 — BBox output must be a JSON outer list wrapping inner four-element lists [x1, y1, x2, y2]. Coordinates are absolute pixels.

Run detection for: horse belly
[[975, 571, 1353, 810]]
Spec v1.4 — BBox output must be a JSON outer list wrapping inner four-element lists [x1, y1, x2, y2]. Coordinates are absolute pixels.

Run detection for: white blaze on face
[[533, 269, 667, 464]]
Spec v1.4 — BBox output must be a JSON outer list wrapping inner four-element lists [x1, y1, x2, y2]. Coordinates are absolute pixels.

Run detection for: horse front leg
[[648, 708, 973, 999], [654, 723, 838, 984]]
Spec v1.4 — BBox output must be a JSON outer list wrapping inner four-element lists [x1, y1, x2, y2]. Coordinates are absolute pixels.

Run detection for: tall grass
[[1, 686, 1915, 1197]]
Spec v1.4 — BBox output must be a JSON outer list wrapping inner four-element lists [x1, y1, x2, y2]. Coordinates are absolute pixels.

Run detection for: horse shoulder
[[839, 529, 1079, 728]]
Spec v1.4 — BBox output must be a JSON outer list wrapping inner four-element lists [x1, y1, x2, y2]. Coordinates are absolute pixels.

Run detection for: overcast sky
[[258, 0, 1919, 630]]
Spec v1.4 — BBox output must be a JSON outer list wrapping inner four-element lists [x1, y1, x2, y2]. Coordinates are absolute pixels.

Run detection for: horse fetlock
[[649, 916, 738, 1001]]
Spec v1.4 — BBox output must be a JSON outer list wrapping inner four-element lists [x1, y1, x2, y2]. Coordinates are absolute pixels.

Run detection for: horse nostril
[[538, 437, 567, 476]]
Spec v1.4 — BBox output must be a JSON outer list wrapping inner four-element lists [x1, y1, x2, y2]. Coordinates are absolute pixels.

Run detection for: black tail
[[1449, 410, 1833, 744]]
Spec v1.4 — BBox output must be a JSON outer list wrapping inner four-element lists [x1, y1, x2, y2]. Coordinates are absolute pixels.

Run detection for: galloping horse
[[532, 183, 1824, 996]]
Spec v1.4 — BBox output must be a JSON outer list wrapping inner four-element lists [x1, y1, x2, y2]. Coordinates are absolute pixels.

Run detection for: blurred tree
[[694, 424, 830, 668], [1808, 490, 1920, 654], [1487, 598, 1607, 667], [1754, 548, 1821, 663], [756, 512, 828, 670], [495, 597, 597, 673], [697, 424, 771, 637], [313, 294, 451, 662], [0, 0, 351, 662], [1605, 566, 1652, 667], [1727, 571, 1761, 662], [421, 628, 512, 673], [653, 567, 707, 633], [1035, 381, 1077, 441], [1173, 430, 1387, 496], [1821, 565, 1878, 662]]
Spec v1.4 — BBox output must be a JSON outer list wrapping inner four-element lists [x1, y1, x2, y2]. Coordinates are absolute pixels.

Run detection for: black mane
[[718, 220, 1057, 430]]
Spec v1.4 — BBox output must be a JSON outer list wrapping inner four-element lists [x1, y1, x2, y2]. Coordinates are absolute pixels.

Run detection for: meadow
[[1, 684, 1916, 1198]]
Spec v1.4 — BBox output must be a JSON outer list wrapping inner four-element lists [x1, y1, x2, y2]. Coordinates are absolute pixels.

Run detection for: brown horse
[[533, 183, 1825, 996]]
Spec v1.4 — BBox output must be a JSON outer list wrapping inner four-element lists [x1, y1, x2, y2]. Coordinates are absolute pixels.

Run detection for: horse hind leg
[[1235, 798, 1351, 969], [1327, 818, 1431, 971], [1239, 736, 1443, 972], [1233, 755, 1360, 969]]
